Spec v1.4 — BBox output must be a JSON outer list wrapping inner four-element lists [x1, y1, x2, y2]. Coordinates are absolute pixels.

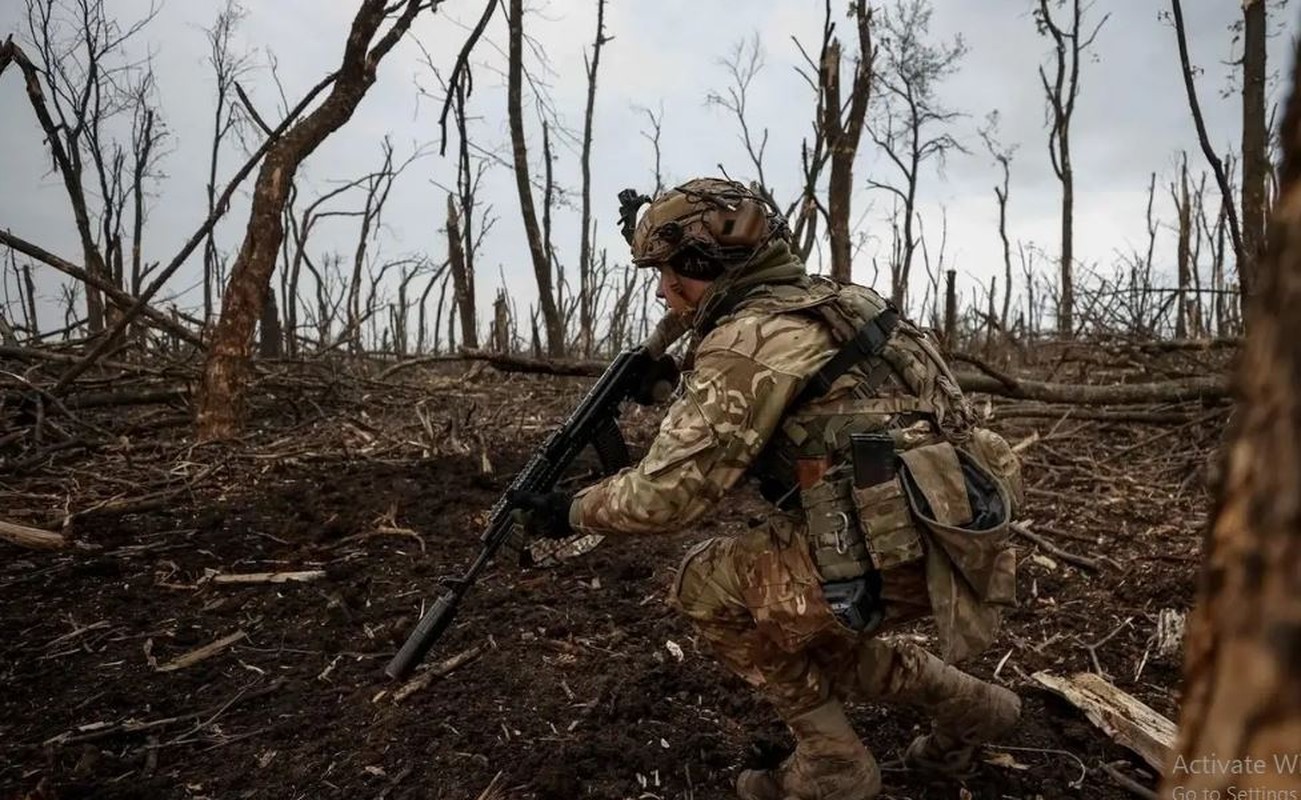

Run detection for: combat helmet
[[626, 178, 787, 279]]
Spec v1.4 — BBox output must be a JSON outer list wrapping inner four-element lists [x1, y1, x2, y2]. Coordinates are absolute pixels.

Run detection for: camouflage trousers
[[669, 513, 940, 718]]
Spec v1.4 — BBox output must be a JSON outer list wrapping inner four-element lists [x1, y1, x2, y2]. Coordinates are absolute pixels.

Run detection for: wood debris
[[390, 644, 483, 704], [210, 570, 326, 585], [1032, 671, 1176, 772], [156, 630, 247, 673]]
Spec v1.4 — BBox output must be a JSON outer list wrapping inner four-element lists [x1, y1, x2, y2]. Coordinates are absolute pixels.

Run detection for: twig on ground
[[1012, 522, 1102, 571], [390, 644, 484, 703], [1099, 760, 1158, 800], [156, 630, 247, 673]]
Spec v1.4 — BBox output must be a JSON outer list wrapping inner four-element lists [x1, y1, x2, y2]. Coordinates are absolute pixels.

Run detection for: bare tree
[[866, 0, 965, 309], [1171, 154, 1193, 338], [2, 0, 161, 333], [196, 0, 449, 440], [345, 139, 419, 352], [577, 0, 609, 357], [442, 77, 494, 351], [706, 35, 773, 198], [203, 0, 251, 326], [445, 193, 477, 348], [818, 0, 873, 283], [506, 0, 564, 357], [635, 103, 666, 196], [1164, 47, 1301, 796], [1035, 0, 1107, 337], [1241, 0, 1268, 298], [1169, 0, 1246, 324], [980, 113, 1017, 333]]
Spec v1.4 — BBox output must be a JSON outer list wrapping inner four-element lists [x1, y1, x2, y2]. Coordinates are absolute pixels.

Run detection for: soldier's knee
[[669, 537, 736, 620]]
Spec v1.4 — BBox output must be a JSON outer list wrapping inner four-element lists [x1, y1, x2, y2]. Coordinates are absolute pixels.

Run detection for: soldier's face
[[657, 266, 709, 317]]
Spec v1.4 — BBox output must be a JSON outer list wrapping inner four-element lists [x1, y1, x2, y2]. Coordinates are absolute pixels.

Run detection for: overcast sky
[[1, 0, 1298, 340]]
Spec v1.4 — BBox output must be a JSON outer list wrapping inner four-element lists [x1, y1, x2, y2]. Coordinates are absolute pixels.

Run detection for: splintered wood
[[210, 570, 326, 585], [1032, 671, 1176, 772]]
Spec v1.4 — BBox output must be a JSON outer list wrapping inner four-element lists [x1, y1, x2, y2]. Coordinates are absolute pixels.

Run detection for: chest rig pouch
[[788, 304, 910, 634]]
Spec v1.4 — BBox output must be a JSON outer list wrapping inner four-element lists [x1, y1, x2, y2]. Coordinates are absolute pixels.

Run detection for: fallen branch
[[64, 385, 189, 409], [445, 351, 1232, 404], [0, 518, 67, 550], [156, 630, 247, 673], [210, 570, 326, 585], [957, 372, 1228, 405], [994, 405, 1208, 425], [1099, 760, 1158, 800], [459, 349, 605, 377], [1012, 522, 1102, 571], [0, 230, 203, 347]]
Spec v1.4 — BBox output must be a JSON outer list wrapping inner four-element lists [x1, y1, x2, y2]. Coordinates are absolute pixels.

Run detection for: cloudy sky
[[1, 0, 1297, 341]]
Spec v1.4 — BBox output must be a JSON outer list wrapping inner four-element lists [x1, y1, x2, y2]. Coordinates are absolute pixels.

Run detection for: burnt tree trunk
[[1170, 0, 1245, 321], [259, 288, 281, 358], [1241, 0, 1268, 301], [943, 268, 956, 349], [446, 194, 478, 349], [1163, 43, 1301, 796], [822, 0, 873, 283], [507, 0, 564, 357], [577, 0, 607, 356], [1175, 157, 1192, 339], [196, 0, 429, 440]]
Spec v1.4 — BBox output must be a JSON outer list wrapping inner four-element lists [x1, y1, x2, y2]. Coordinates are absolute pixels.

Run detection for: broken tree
[[1163, 37, 1301, 797]]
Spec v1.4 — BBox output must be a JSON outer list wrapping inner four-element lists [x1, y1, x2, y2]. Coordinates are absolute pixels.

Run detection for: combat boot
[[736, 699, 882, 800], [897, 651, 1020, 778]]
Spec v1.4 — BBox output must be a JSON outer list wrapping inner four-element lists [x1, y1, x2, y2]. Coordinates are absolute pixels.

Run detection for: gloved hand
[[632, 352, 680, 406], [508, 490, 574, 540]]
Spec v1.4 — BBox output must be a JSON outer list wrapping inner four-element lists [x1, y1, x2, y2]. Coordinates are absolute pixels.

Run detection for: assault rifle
[[385, 316, 686, 680]]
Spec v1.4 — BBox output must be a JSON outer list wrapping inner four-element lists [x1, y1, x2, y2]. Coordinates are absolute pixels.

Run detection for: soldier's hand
[[508, 490, 574, 540], [632, 353, 680, 406]]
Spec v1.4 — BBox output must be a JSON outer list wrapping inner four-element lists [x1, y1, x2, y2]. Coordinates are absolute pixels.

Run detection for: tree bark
[[1175, 157, 1192, 339], [446, 194, 478, 349], [943, 268, 957, 349], [1163, 43, 1301, 797], [1241, 0, 1268, 300], [506, 0, 564, 357], [823, 1, 872, 283], [196, 0, 429, 440]]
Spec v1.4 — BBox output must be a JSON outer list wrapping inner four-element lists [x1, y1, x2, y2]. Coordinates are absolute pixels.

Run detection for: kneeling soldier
[[514, 178, 1023, 799]]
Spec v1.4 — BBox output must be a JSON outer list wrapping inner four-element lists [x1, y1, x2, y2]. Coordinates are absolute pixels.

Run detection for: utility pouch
[[899, 441, 1015, 605], [801, 467, 870, 583], [799, 463, 888, 633], [849, 433, 925, 572]]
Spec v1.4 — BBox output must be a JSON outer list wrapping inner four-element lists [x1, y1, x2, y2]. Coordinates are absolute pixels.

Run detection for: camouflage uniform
[[570, 180, 1020, 799]]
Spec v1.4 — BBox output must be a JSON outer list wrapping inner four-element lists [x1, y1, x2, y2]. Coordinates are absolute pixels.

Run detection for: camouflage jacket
[[568, 266, 965, 535], [570, 297, 839, 535]]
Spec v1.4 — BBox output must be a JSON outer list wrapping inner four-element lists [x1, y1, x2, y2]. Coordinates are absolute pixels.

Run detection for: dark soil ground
[[0, 359, 1222, 800]]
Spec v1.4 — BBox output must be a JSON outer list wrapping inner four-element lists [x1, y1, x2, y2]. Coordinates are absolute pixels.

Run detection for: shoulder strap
[[792, 306, 899, 407]]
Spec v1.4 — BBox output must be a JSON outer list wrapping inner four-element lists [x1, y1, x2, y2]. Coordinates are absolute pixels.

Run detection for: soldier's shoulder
[[696, 309, 832, 376]]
